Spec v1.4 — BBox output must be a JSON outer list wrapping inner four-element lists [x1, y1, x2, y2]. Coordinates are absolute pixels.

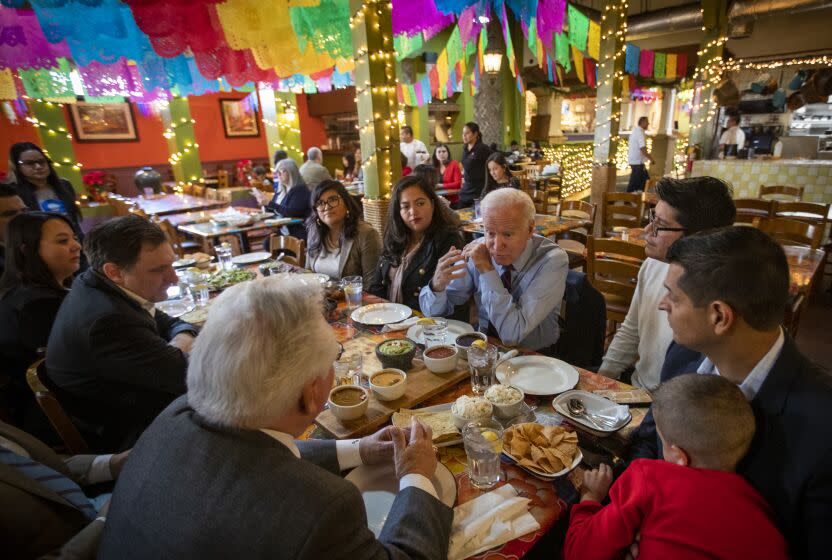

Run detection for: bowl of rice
[[484, 385, 525, 418], [451, 395, 493, 429]]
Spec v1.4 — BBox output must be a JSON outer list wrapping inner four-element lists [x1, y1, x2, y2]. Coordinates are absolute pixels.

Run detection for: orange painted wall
[[191, 91, 270, 162], [296, 93, 327, 152], [0, 113, 40, 176]]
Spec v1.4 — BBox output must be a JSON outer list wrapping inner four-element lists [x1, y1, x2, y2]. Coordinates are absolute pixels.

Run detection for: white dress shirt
[[260, 429, 437, 498], [118, 285, 156, 317], [719, 125, 746, 150], [628, 126, 648, 165], [400, 139, 428, 169], [696, 328, 785, 401]]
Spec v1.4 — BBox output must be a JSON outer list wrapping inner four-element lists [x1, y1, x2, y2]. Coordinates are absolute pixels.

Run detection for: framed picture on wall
[[69, 101, 138, 142], [219, 98, 260, 138]]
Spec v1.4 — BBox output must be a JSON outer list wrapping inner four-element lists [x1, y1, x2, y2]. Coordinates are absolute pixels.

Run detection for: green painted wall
[[30, 101, 83, 191]]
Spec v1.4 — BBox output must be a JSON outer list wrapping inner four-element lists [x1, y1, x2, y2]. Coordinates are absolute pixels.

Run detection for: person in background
[[400, 152, 412, 177], [411, 165, 461, 228], [565, 374, 788, 560], [399, 125, 428, 169], [431, 143, 461, 204], [0, 419, 130, 559], [273, 149, 288, 168], [0, 183, 27, 276], [46, 215, 198, 452], [460, 122, 492, 208], [630, 226, 832, 560], [370, 175, 462, 311], [0, 212, 80, 434], [252, 158, 311, 242], [299, 147, 332, 190], [482, 152, 520, 197], [251, 165, 271, 189], [509, 140, 520, 154], [627, 116, 654, 193], [598, 177, 736, 390], [353, 146, 364, 182], [718, 110, 745, 157], [7, 142, 84, 240], [421, 188, 567, 353], [342, 152, 360, 182], [306, 180, 381, 285], [98, 276, 452, 559]]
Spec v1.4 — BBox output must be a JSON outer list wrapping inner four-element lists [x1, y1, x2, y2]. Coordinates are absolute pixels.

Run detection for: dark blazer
[[628, 338, 832, 560], [0, 420, 99, 559], [369, 228, 463, 310], [460, 140, 492, 205], [45, 270, 196, 451], [266, 183, 311, 240], [99, 396, 453, 559], [554, 271, 606, 369], [0, 285, 66, 428], [13, 179, 83, 237]]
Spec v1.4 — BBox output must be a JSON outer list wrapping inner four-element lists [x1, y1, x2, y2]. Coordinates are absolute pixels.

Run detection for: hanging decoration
[[290, 0, 352, 59], [665, 53, 678, 80], [554, 32, 570, 72], [0, 7, 70, 70], [653, 52, 666, 80], [535, 0, 566, 47], [639, 49, 654, 77], [587, 19, 600, 61], [571, 45, 584, 83], [567, 4, 588, 52], [391, 0, 455, 37], [0, 67, 15, 99]]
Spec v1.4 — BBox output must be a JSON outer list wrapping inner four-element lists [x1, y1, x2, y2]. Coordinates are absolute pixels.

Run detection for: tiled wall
[[691, 160, 832, 203]]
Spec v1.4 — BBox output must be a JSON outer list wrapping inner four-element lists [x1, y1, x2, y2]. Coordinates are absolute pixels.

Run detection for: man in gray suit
[[99, 274, 453, 559], [299, 146, 333, 190]]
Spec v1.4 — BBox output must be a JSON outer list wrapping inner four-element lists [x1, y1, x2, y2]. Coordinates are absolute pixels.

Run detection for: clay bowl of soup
[[423, 344, 459, 374], [328, 386, 369, 421], [455, 332, 487, 361], [369, 368, 407, 401], [375, 338, 417, 370]]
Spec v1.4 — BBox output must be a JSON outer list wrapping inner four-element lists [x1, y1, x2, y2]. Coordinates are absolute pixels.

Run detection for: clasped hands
[[358, 417, 437, 480], [430, 242, 493, 292]]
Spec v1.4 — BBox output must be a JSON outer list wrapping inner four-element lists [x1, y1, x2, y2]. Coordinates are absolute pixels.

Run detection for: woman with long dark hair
[[0, 212, 81, 430], [306, 180, 381, 284], [483, 152, 521, 197], [7, 142, 84, 238], [341, 152, 360, 182], [459, 122, 492, 208], [369, 175, 463, 310]]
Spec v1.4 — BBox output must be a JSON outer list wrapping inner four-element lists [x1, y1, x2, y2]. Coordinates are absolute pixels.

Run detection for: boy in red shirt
[[564, 374, 788, 560]]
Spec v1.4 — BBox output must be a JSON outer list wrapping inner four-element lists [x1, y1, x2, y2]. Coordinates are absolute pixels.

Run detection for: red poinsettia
[[82, 171, 110, 202]]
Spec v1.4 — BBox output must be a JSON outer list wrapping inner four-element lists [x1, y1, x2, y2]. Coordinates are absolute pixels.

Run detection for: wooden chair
[[734, 198, 773, 225], [158, 219, 201, 257], [192, 185, 207, 198], [759, 185, 804, 201], [217, 169, 230, 189], [26, 359, 89, 454], [182, 183, 195, 196], [753, 216, 823, 250], [771, 201, 830, 226], [269, 235, 306, 267], [530, 189, 550, 214], [602, 192, 645, 235], [556, 200, 597, 231], [586, 236, 646, 324], [555, 230, 588, 271]]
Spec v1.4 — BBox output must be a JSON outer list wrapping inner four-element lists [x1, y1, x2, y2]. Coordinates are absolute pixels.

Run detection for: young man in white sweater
[[597, 177, 736, 389]]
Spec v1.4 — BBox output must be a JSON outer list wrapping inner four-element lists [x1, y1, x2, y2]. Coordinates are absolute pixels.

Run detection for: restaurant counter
[[691, 159, 832, 203]]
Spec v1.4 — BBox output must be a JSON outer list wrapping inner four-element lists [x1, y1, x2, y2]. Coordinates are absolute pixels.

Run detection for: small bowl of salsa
[[328, 385, 369, 421], [369, 368, 407, 401], [423, 344, 459, 374]]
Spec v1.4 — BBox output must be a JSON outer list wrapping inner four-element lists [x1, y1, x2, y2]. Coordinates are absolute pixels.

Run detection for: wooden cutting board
[[315, 336, 470, 439]]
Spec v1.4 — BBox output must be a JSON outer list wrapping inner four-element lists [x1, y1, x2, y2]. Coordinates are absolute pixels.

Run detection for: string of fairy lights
[[593, 0, 628, 161], [262, 97, 304, 159]]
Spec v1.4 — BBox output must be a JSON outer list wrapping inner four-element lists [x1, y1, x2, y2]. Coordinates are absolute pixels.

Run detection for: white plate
[[231, 251, 272, 265], [495, 356, 579, 396], [552, 390, 632, 434], [155, 299, 195, 318], [351, 303, 412, 325], [501, 448, 582, 480], [346, 461, 457, 538], [406, 319, 474, 345], [263, 217, 293, 226]]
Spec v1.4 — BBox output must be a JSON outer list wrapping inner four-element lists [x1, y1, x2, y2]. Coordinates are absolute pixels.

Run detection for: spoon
[[566, 398, 619, 430]]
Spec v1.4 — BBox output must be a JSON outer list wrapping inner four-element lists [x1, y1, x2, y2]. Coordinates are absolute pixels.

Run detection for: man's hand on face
[[462, 242, 494, 274], [430, 247, 468, 292]]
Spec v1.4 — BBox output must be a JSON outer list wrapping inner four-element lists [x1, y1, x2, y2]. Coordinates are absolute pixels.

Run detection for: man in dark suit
[[99, 275, 453, 558], [46, 215, 197, 451], [627, 226, 832, 560], [0, 419, 129, 558]]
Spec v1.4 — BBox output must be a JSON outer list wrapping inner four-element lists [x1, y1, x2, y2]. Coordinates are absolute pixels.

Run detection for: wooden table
[[457, 208, 591, 238], [127, 194, 227, 217], [176, 210, 302, 253]]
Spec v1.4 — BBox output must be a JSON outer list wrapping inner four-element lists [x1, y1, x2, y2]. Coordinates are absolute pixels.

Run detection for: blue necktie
[[0, 445, 96, 520], [487, 265, 514, 339]]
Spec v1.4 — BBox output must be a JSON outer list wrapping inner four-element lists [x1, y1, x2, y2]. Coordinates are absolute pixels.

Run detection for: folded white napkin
[[381, 316, 421, 332], [447, 484, 540, 560], [595, 403, 630, 423]]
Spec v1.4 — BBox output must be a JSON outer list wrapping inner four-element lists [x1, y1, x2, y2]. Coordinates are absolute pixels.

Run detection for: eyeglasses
[[315, 195, 341, 211], [648, 209, 686, 237], [18, 158, 51, 168], [0, 207, 27, 218]]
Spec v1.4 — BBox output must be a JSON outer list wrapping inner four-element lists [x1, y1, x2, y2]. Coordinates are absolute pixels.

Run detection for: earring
[[316, 218, 322, 226]]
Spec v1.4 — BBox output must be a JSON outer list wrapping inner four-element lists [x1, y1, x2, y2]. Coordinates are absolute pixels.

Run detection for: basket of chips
[[502, 423, 582, 479]]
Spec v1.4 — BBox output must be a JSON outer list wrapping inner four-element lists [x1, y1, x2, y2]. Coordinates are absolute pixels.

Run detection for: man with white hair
[[420, 189, 568, 352], [299, 146, 332, 190], [98, 275, 452, 558]]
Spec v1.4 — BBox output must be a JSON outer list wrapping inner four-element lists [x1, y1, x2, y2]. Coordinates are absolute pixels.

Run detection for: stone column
[[689, 0, 728, 159], [474, 20, 505, 147], [350, 0, 400, 232], [590, 0, 627, 236], [650, 87, 677, 178]]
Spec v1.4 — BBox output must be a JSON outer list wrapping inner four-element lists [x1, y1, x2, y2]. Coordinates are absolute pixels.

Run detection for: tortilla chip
[[502, 423, 579, 474]]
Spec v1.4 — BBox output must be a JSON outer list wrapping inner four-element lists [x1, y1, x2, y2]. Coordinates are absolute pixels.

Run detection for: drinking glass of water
[[333, 352, 363, 386], [467, 343, 498, 396], [342, 276, 363, 312], [189, 273, 210, 307], [422, 320, 448, 348], [463, 419, 503, 489], [216, 243, 234, 271], [473, 198, 483, 221]]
